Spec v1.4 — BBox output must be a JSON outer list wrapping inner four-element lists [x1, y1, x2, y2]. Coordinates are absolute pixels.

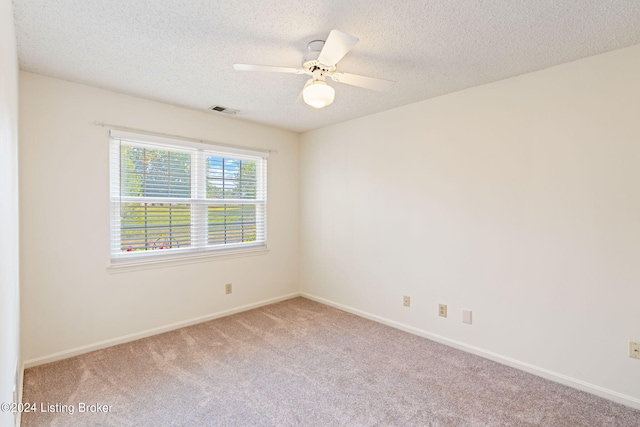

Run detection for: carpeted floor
[[22, 297, 640, 426]]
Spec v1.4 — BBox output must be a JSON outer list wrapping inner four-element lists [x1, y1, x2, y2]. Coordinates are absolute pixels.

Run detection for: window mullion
[[191, 150, 207, 250]]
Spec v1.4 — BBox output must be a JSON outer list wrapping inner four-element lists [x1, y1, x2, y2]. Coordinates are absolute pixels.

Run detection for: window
[[109, 130, 268, 264]]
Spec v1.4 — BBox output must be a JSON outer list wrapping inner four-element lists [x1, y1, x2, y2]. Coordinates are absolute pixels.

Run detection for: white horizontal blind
[[109, 131, 268, 263]]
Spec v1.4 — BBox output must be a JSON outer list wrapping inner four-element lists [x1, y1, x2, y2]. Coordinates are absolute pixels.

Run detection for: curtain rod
[[92, 121, 277, 154]]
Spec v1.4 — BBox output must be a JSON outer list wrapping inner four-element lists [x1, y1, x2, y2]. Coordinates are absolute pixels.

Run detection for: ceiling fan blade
[[331, 72, 395, 91], [233, 64, 304, 74], [318, 30, 359, 66]]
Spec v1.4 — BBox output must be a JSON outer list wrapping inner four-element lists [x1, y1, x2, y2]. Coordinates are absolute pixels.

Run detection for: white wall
[[0, 0, 20, 426], [300, 44, 640, 406], [19, 72, 300, 363]]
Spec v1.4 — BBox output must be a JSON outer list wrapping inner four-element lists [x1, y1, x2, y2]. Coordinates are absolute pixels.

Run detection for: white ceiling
[[13, 0, 640, 133]]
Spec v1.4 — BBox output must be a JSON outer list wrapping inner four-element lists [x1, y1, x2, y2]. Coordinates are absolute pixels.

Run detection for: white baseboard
[[23, 292, 301, 369], [301, 292, 640, 411]]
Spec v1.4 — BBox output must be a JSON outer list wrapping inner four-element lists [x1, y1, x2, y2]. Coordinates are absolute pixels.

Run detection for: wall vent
[[209, 105, 239, 115]]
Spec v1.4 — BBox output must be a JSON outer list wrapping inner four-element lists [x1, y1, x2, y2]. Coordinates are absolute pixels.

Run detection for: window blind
[[109, 130, 268, 263]]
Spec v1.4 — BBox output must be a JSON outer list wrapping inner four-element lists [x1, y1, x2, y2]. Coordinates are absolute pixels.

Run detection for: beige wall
[[0, 0, 20, 426], [19, 72, 300, 363], [300, 44, 640, 407]]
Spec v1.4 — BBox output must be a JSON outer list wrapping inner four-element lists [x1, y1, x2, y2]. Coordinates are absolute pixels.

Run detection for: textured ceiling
[[13, 0, 640, 133]]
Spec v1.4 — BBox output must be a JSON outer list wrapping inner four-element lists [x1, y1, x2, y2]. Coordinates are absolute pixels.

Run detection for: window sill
[[107, 246, 269, 273]]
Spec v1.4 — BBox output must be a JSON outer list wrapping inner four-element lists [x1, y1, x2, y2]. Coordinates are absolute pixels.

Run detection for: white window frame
[[109, 130, 268, 267]]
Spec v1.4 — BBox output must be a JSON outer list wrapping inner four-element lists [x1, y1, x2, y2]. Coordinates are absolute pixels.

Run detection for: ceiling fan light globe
[[303, 79, 335, 108]]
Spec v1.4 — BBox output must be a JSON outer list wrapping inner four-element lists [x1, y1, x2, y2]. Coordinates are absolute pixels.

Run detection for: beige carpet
[[22, 297, 640, 426]]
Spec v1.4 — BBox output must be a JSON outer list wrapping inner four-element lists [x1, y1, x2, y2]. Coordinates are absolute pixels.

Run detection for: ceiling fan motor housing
[[303, 39, 335, 79]]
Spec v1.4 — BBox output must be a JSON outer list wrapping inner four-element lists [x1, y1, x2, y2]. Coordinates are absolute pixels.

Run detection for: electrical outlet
[[438, 304, 447, 317], [403, 296, 410, 307], [630, 341, 640, 360], [462, 309, 472, 324], [225, 283, 232, 294]]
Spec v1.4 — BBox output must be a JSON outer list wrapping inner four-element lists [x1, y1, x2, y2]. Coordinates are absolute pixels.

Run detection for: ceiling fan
[[234, 29, 395, 109]]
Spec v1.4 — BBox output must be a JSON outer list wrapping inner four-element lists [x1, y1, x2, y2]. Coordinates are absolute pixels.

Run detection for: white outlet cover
[[463, 309, 472, 324], [630, 341, 640, 359], [439, 304, 447, 317]]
